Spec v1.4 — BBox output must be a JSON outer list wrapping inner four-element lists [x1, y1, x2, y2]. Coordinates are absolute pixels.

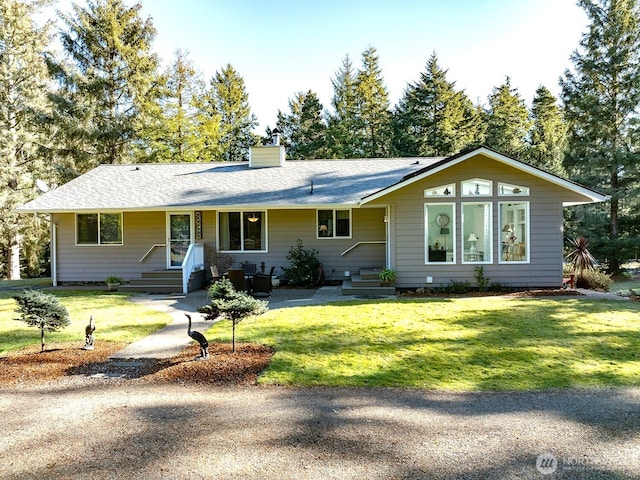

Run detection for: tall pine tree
[[485, 77, 532, 158], [326, 55, 359, 158], [356, 46, 393, 157], [276, 90, 327, 159], [561, 0, 640, 273], [393, 52, 483, 157], [149, 50, 206, 162], [526, 85, 567, 175], [0, 0, 53, 279], [53, 0, 160, 172], [208, 64, 257, 162]]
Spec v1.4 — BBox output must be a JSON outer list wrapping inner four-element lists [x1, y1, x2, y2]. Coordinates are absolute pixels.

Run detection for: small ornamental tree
[[217, 292, 268, 352], [13, 290, 70, 353], [198, 278, 268, 352]]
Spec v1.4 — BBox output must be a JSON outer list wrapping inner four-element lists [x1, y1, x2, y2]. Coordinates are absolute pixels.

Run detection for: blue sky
[[52, 0, 588, 132]]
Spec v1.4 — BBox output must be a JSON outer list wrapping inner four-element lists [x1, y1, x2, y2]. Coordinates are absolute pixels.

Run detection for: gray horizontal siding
[[369, 156, 567, 288], [54, 208, 387, 284], [54, 212, 166, 283]]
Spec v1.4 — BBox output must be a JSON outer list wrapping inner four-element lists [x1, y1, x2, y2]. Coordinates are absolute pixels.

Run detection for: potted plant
[[106, 275, 124, 291], [378, 267, 396, 286]]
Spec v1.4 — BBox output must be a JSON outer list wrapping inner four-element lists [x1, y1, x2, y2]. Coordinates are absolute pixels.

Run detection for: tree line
[[1, 0, 639, 279]]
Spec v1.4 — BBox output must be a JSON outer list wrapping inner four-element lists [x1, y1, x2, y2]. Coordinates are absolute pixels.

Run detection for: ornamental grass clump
[[13, 289, 70, 353]]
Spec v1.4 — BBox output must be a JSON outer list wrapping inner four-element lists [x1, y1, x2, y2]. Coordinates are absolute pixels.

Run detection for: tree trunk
[[8, 236, 21, 280], [610, 170, 620, 274], [40, 326, 45, 353], [232, 321, 236, 353]]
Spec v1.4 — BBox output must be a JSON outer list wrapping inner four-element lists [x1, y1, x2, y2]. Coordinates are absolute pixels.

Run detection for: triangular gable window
[[424, 183, 455, 197], [498, 182, 529, 196]]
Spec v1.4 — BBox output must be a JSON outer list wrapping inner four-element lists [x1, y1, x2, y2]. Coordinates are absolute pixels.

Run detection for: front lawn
[[0, 289, 171, 355], [207, 296, 640, 391]]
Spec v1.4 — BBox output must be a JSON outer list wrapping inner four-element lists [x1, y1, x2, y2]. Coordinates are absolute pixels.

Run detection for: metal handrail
[[340, 240, 386, 256], [139, 243, 166, 263]]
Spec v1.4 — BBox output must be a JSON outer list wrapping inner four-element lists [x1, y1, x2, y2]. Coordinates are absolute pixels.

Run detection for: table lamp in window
[[468, 233, 478, 253]]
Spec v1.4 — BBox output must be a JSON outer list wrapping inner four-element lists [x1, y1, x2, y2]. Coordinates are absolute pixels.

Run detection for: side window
[[499, 202, 529, 262], [317, 209, 351, 238], [425, 203, 455, 264], [77, 213, 123, 245]]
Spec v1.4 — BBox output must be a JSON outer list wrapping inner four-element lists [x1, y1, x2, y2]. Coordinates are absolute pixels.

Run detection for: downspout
[[37, 214, 57, 286]]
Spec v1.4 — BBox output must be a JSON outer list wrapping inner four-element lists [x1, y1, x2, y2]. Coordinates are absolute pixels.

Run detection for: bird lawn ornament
[[83, 315, 95, 350], [185, 313, 209, 359]]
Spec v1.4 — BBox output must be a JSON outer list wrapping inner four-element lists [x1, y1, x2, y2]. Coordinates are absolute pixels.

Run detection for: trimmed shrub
[[281, 239, 320, 288], [577, 269, 613, 291]]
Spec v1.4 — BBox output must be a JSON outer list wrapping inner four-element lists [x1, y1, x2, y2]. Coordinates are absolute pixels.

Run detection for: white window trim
[[75, 212, 124, 246], [424, 203, 456, 265], [498, 182, 530, 196], [462, 178, 492, 197], [461, 202, 493, 264], [316, 208, 352, 239], [498, 201, 530, 264], [424, 183, 455, 197], [217, 210, 268, 253]]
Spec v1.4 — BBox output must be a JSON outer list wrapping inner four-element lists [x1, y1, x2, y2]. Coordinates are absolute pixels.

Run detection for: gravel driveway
[[1, 378, 638, 479]]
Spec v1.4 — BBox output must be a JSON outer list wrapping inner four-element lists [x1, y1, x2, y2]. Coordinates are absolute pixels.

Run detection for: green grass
[[206, 296, 640, 391], [0, 288, 172, 355]]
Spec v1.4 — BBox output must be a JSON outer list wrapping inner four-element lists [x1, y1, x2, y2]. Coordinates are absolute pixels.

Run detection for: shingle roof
[[18, 158, 438, 213]]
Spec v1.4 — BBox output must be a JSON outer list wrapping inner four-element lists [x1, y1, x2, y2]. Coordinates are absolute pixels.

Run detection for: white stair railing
[[181, 243, 204, 293]]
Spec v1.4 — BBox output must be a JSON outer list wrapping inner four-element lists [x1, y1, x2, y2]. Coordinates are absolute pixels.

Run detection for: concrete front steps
[[341, 268, 396, 296], [119, 269, 207, 294]]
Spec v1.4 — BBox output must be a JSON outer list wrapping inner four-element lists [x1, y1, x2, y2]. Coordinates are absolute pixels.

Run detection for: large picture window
[[317, 209, 351, 238], [462, 203, 492, 263], [425, 203, 455, 264], [76, 213, 123, 245], [499, 202, 529, 262], [219, 211, 266, 251]]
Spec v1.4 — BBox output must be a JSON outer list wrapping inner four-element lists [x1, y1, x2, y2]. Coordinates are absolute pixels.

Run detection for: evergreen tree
[[526, 85, 567, 175], [356, 47, 393, 157], [485, 77, 532, 158], [0, 0, 53, 279], [276, 90, 327, 159], [53, 0, 160, 171], [150, 50, 206, 162], [326, 55, 359, 158], [393, 52, 482, 157], [561, 0, 640, 273], [208, 64, 257, 162]]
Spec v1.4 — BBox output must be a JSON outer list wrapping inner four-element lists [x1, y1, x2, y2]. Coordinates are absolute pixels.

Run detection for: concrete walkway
[[109, 285, 352, 360]]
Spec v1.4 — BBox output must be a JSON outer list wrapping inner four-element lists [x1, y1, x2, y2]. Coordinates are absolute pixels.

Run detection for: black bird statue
[[83, 315, 95, 350], [185, 313, 209, 359]]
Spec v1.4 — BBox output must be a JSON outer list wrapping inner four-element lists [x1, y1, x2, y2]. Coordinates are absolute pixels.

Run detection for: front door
[[167, 213, 193, 269]]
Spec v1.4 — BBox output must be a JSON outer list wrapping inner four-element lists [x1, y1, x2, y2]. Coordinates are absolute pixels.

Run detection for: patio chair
[[251, 266, 275, 298], [227, 268, 248, 292], [243, 262, 257, 275], [210, 265, 221, 284]]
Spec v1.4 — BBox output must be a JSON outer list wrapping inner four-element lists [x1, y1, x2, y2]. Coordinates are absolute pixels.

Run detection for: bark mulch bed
[[0, 341, 274, 386]]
